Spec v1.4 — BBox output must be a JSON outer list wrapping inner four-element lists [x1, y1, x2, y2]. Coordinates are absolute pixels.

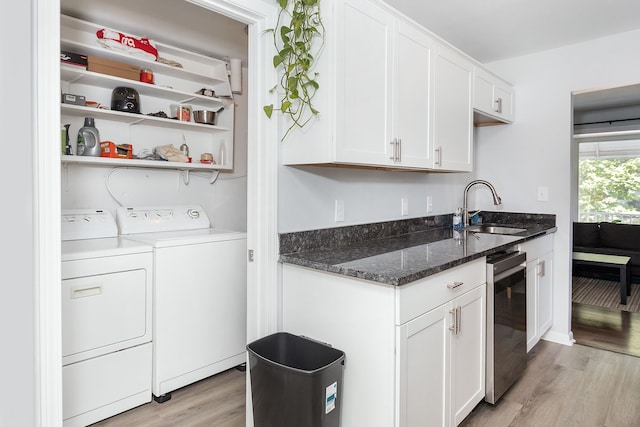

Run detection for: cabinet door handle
[[447, 281, 463, 289], [71, 284, 103, 299], [495, 97, 503, 114], [397, 138, 402, 162], [456, 305, 461, 334], [449, 308, 457, 332], [538, 260, 545, 277], [435, 146, 442, 166], [389, 138, 399, 161]]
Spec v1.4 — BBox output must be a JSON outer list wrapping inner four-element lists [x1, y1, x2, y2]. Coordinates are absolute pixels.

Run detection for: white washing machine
[[117, 205, 247, 402], [61, 209, 153, 427]]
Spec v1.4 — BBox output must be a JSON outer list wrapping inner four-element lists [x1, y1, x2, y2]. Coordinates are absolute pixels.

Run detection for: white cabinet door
[[392, 19, 434, 168], [397, 303, 450, 427], [452, 284, 486, 425], [336, 0, 393, 165], [494, 83, 514, 122], [525, 258, 539, 351], [432, 45, 473, 171], [537, 251, 553, 337], [473, 66, 514, 124], [397, 283, 485, 427], [520, 235, 554, 351]]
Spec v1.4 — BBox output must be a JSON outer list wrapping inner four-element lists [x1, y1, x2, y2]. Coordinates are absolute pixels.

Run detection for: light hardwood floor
[[461, 340, 640, 427], [90, 340, 640, 427], [90, 368, 245, 427]]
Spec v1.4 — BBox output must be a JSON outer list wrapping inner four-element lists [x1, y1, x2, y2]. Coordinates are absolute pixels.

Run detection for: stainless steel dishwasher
[[485, 250, 527, 404]]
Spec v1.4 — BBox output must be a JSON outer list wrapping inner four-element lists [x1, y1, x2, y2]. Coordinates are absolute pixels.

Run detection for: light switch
[[401, 197, 409, 216]]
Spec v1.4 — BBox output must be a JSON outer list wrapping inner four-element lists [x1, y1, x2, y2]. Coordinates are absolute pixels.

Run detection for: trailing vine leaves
[[264, 0, 325, 140]]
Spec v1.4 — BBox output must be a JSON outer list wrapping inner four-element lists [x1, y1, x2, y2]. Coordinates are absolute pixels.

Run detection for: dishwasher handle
[[494, 264, 526, 283]]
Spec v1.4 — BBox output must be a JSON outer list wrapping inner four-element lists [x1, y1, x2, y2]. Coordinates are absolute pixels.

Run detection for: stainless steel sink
[[466, 224, 527, 235]]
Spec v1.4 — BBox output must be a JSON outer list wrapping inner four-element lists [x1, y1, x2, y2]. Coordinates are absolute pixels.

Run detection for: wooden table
[[573, 251, 632, 304]]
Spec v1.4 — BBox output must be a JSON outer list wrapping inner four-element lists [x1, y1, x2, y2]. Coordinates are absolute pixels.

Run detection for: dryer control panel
[[61, 209, 118, 241], [116, 205, 211, 234]]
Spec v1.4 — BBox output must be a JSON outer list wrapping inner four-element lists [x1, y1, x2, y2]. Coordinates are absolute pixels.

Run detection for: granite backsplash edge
[[279, 211, 556, 254]]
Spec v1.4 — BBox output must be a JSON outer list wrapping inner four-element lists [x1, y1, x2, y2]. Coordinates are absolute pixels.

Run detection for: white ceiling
[[61, 0, 640, 110], [385, 0, 640, 63], [61, 0, 640, 66]]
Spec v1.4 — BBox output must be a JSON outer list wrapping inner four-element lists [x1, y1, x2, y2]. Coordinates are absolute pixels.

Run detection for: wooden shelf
[[61, 155, 230, 171], [61, 103, 230, 133], [60, 14, 235, 173], [61, 64, 229, 110], [60, 14, 232, 96]]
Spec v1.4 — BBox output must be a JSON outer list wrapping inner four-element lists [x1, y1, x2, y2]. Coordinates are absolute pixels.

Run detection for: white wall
[[278, 165, 475, 232], [1, 1, 38, 425], [476, 28, 640, 345]]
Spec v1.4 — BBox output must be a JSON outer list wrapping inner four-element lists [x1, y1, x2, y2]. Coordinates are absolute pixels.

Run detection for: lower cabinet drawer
[[63, 343, 152, 427], [396, 258, 486, 325]]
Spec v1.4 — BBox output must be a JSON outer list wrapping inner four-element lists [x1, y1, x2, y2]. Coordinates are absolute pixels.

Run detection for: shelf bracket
[[182, 169, 190, 185], [210, 170, 220, 184]]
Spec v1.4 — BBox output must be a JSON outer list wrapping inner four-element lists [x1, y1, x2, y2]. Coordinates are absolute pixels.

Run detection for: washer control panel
[[61, 209, 118, 241], [116, 205, 211, 234]]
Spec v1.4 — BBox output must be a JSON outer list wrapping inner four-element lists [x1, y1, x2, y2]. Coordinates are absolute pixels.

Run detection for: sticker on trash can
[[325, 381, 337, 414]]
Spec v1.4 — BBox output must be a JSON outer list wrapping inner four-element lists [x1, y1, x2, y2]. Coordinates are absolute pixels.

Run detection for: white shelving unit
[[60, 14, 234, 172]]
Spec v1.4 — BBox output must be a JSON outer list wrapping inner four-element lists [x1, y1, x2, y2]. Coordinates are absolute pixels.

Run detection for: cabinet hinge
[[248, 249, 255, 262]]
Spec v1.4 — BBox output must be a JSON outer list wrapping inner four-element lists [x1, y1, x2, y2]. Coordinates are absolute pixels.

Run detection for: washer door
[[62, 269, 148, 361]]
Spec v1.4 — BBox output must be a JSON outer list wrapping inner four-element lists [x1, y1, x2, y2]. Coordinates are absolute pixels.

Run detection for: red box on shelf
[[100, 141, 132, 159]]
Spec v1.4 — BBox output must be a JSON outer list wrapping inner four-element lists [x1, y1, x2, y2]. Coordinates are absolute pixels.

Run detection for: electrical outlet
[[335, 199, 344, 222], [401, 197, 409, 216], [426, 196, 433, 213], [537, 186, 549, 202]]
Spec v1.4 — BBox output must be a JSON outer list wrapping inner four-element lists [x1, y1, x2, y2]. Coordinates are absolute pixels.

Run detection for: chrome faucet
[[462, 180, 502, 227]]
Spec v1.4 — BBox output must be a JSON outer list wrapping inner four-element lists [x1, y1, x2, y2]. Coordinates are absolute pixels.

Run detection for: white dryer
[[117, 205, 247, 402], [61, 209, 153, 427]]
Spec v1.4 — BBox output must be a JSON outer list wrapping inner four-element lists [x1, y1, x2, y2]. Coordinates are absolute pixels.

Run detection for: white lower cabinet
[[282, 258, 486, 427], [397, 284, 485, 427], [519, 234, 554, 351]]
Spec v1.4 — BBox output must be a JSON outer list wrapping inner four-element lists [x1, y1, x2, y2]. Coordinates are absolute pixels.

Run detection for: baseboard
[[541, 330, 575, 347]]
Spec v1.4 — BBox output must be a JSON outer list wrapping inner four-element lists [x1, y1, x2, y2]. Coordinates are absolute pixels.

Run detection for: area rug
[[572, 276, 640, 313]]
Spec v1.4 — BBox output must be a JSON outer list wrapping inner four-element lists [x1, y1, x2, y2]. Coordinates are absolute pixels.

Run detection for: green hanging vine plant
[[264, 0, 326, 140]]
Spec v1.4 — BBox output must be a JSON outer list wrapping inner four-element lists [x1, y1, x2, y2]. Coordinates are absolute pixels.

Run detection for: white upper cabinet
[[335, 0, 394, 166], [280, 0, 512, 172], [432, 45, 473, 172], [473, 66, 514, 124], [283, 0, 436, 170], [392, 19, 434, 168]]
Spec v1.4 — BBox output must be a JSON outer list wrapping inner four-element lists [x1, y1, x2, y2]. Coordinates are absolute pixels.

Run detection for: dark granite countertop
[[279, 212, 557, 286]]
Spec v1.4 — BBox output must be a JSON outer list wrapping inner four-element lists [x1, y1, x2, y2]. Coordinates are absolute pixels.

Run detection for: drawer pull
[[71, 284, 103, 299], [447, 281, 463, 289]]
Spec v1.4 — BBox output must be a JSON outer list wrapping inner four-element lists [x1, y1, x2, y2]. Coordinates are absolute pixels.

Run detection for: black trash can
[[247, 332, 345, 427]]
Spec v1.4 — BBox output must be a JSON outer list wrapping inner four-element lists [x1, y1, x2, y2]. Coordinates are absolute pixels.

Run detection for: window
[[578, 139, 640, 223]]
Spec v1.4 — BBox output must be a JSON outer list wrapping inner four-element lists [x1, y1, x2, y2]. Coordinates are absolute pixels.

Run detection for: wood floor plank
[[462, 341, 640, 427], [92, 329, 640, 427], [572, 302, 640, 357], [90, 368, 245, 427]]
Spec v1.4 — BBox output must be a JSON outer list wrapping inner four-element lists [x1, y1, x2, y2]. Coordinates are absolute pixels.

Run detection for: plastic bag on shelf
[[96, 28, 158, 61]]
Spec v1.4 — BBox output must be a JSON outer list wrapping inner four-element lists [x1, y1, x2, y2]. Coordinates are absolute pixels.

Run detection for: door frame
[[37, 0, 279, 424]]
